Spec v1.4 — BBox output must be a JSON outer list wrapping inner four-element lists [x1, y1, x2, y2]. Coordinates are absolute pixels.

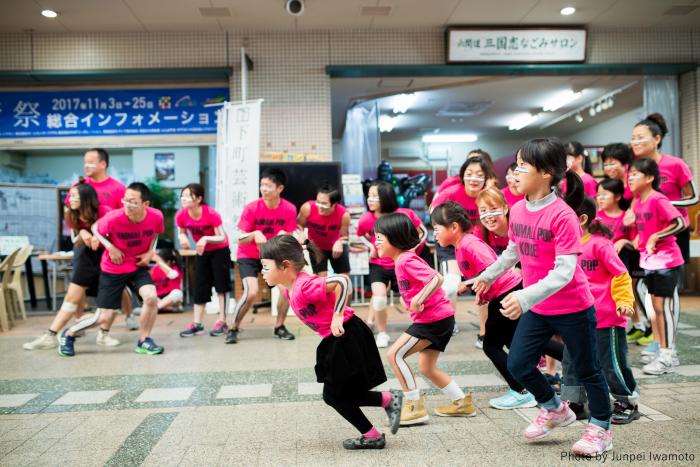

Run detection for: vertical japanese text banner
[[215, 100, 262, 259]]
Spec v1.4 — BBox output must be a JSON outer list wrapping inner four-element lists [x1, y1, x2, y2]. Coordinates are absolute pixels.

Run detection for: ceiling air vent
[[436, 101, 494, 117]]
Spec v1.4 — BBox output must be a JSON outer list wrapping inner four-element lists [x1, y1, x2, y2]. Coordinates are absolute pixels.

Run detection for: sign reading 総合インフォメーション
[[447, 28, 586, 63], [0, 87, 229, 138]]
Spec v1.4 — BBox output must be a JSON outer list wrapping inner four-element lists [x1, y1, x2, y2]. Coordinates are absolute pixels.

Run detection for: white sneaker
[[641, 352, 679, 366], [126, 315, 140, 330], [642, 350, 674, 375], [96, 329, 120, 347], [132, 307, 142, 316], [376, 332, 390, 348], [23, 332, 56, 350]]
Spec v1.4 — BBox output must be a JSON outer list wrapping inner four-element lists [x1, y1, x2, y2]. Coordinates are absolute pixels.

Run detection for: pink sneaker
[[524, 401, 576, 440], [571, 423, 613, 456]]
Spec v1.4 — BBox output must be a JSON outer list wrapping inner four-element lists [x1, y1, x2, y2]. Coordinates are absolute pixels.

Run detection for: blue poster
[[0, 87, 229, 138]]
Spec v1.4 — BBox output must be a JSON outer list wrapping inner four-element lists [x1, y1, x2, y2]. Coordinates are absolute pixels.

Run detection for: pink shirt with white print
[[175, 204, 229, 252], [580, 234, 628, 328], [455, 233, 521, 302], [236, 198, 297, 260], [595, 210, 635, 244], [657, 154, 693, 224], [509, 197, 594, 315], [97, 207, 164, 274], [306, 201, 347, 251], [395, 251, 454, 324], [633, 190, 685, 270], [432, 184, 479, 230], [283, 271, 354, 338], [356, 208, 424, 270]]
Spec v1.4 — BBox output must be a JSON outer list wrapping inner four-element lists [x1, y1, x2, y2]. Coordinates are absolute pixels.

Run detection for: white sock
[[440, 380, 465, 402], [633, 321, 646, 331], [404, 389, 420, 401]]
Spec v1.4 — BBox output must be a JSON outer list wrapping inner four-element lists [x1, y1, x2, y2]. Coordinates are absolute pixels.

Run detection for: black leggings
[[322, 386, 383, 434], [483, 287, 564, 392]]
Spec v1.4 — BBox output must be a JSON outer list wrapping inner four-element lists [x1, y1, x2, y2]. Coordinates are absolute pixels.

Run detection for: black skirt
[[315, 315, 387, 393], [405, 315, 456, 352], [619, 246, 645, 279], [71, 245, 103, 297]]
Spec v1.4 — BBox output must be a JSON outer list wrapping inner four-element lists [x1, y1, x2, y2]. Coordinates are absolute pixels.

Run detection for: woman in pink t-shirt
[[374, 213, 476, 425], [631, 113, 698, 263], [259, 235, 402, 450], [473, 138, 613, 456], [356, 180, 428, 349], [625, 158, 686, 376], [176, 183, 231, 337]]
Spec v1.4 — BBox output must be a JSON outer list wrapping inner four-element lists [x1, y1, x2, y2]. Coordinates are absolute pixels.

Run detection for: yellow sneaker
[[400, 395, 429, 425], [435, 393, 477, 417]]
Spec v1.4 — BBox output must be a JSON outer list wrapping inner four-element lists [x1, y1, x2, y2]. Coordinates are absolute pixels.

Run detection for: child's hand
[[331, 314, 345, 337], [196, 237, 208, 255], [253, 231, 267, 245], [622, 207, 636, 227], [89, 237, 101, 251], [178, 234, 191, 250], [108, 246, 125, 265], [475, 290, 489, 306], [457, 281, 469, 295], [409, 296, 424, 313], [500, 293, 522, 320], [616, 304, 634, 317], [331, 239, 344, 259], [136, 250, 155, 267], [613, 239, 628, 254], [472, 276, 491, 295], [646, 233, 659, 255]]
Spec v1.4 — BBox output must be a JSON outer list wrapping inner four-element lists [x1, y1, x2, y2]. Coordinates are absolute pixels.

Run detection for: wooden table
[[37, 253, 73, 312]]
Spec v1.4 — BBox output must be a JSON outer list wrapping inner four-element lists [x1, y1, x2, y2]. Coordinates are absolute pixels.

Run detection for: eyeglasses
[[628, 175, 641, 182], [316, 202, 331, 210], [603, 163, 622, 170], [630, 138, 652, 145], [514, 166, 529, 174], [84, 163, 97, 169], [463, 176, 485, 183], [596, 193, 610, 200], [479, 209, 504, 220], [367, 196, 380, 203], [122, 199, 141, 208]]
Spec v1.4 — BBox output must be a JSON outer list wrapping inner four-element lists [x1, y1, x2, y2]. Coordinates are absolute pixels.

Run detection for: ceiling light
[[607, 97, 614, 108], [575, 114, 583, 123], [422, 134, 478, 143], [508, 113, 539, 131], [595, 103, 603, 113], [542, 90, 582, 112], [560, 6, 576, 16], [392, 93, 415, 114], [589, 107, 596, 117], [41, 9, 58, 18], [379, 115, 398, 133]]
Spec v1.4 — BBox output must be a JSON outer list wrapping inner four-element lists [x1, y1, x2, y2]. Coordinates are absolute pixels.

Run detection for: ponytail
[[563, 171, 585, 212]]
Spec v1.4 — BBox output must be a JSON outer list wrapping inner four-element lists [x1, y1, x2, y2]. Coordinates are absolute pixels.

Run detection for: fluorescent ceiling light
[[542, 90, 582, 112], [508, 113, 539, 131], [379, 115, 398, 133], [560, 6, 576, 16], [392, 93, 415, 114], [41, 9, 58, 18], [422, 134, 477, 143]]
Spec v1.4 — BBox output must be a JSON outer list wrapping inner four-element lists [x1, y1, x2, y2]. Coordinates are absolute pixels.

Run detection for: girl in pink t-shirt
[[176, 183, 231, 337], [150, 249, 183, 312], [374, 213, 476, 425], [561, 141, 598, 198], [625, 158, 686, 376], [259, 235, 402, 450], [575, 197, 639, 424], [473, 138, 613, 456], [502, 162, 525, 207]]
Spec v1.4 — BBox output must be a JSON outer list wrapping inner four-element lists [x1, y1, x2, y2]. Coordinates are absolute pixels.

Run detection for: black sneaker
[[569, 402, 590, 421], [274, 325, 295, 340], [611, 401, 640, 425], [384, 390, 403, 435], [342, 434, 385, 450], [225, 328, 239, 344]]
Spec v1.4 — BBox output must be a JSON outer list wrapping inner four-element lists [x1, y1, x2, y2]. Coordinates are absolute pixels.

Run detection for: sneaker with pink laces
[[571, 423, 613, 456], [523, 401, 576, 440]]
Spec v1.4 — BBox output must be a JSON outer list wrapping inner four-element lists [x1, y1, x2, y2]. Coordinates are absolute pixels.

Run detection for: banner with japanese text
[[0, 87, 229, 138]]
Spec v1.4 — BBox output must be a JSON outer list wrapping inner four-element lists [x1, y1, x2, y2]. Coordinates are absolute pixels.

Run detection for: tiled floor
[[1, 299, 700, 466]]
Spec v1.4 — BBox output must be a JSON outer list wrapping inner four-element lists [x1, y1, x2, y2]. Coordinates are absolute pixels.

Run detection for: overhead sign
[[0, 87, 229, 139], [447, 28, 586, 63]]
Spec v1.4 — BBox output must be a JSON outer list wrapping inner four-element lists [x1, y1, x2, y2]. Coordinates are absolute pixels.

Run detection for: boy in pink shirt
[[58, 182, 165, 356], [227, 168, 297, 344], [375, 213, 477, 426]]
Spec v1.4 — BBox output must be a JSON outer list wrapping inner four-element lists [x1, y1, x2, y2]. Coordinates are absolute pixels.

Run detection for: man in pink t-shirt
[[227, 168, 298, 344], [65, 148, 126, 210], [58, 183, 165, 357]]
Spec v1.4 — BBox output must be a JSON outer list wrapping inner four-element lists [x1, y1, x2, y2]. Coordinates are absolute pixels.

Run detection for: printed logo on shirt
[[511, 223, 553, 257], [116, 230, 154, 248], [307, 220, 339, 237], [256, 218, 286, 235], [460, 260, 471, 272], [297, 303, 318, 320], [660, 175, 668, 185], [580, 259, 599, 272]]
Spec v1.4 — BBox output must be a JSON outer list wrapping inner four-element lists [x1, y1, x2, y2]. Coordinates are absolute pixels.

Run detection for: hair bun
[[645, 113, 668, 137]]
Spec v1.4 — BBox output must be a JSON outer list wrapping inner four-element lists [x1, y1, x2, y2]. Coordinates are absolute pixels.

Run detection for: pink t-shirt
[[580, 234, 628, 329], [175, 204, 229, 252], [474, 227, 510, 256], [658, 154, 693, 224], [356, 208, 424, 270], [633, 190, 685, 270], [395, 251, 454, 324], [438, 175, 461, 193], [65, 177, 126, 210], [502, 187, 524, 207], [432, 184, 479, 229], [97, 207, 164, 274], [151, 264, 181, 297], [561, 173, 598, 198], [455, 233, 521, 303], [306, 201, 347, 251], [66, 204, 111, 231], [237, 198, 298, 260], [283, 271, 354, 338], [509, 197, 594, 315], [595, 210, 634, 244]]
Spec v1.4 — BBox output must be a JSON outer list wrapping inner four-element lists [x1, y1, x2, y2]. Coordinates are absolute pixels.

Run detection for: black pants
[[322, 386, 383, 434], [483, 286, 564, 392]]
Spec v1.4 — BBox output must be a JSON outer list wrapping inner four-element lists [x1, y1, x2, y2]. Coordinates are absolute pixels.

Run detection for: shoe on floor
[[126, 315, 139, 331], [342, 434, 385, 450], [640, 351, 677, 366], [135, 337, 164, 355], [643, 350, 674, 375], [179, 322, 204, 337], [58, 329, 76, 357], [400, 395, 429, 426], [636, 333, 655, 347], [571, 423, 613, 456], [209, 320, 228, 336], [452, 324, 460, 336], [375, 332, 390, 348], [96, 329, 120, 347], [626, 328, 645, 343], [384, 390, 403, 435], [132, 307, 142, 316], [523, 401, 576, 440], [274, 325, 295, 340], [23, 332, 56, 350], [611, 401, 640, 425], [569, 402, 590, 421], [225, 328, 240, 344], [489, 390, 537, 410], [435, 393, 477, 417], [475, 334, 484, 349]]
